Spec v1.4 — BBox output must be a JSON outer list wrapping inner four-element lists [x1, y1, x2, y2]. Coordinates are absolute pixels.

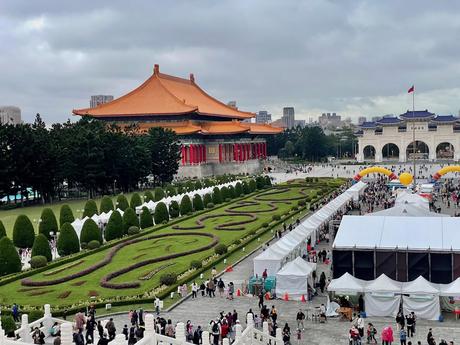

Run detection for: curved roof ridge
[[154, 73, 199, 110]]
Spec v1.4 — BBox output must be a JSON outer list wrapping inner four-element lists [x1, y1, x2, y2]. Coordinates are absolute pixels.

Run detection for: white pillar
[[43, 304, 53, 332], [246, 313, 254, 328], [235, 324, 242, 342], [61, 323, 73, 345], [20, 314, 32, 343], [202, 331, 210, 345], [262, 321, 269, 335], [276, 328, 283, 345], [175, 322, 185, 343], [223, 338, 230, 345], [144, 314, 156, 343]]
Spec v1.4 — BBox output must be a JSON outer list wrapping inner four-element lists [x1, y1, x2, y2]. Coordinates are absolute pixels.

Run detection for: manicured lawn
[[0, 178, 346, 309], [0, 192, 142, 237]]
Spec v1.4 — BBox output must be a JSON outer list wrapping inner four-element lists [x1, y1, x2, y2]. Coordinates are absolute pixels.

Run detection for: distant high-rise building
[[256, 111, 272, 124], [318, 112, 342, 127], [281, 107, 295, 129], [0, 106, 21, 124], [294, 119, 306, 128], [90, 95, 114, 108], [358, 116, 367, 125]]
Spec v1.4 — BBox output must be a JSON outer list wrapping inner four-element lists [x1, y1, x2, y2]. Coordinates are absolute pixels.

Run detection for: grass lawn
[[0, 192, 145, 237], [0, 178, 346, 310]]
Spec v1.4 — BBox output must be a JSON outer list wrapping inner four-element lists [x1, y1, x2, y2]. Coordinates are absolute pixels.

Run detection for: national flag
[[407, 85, 415, 93]]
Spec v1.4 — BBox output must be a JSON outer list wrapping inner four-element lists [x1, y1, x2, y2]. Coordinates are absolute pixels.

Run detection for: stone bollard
[[20, 314, 32, 343], [276, 328, 283, 345], [43, 304, 53, 332], [175, 322, 185, 343], [262, 321, 268, 335], [246, 313, 254, 328], [60, 322, 73, 345], [223, 338, 230, 345], [201, 331, 210, 345], [235, 324, 242, 342], [144, 313, 156, 341]]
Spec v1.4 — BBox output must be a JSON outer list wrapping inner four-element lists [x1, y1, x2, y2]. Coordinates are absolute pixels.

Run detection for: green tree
[[147, 127, 180, 184], [227, 185, 235, 199], [0, 237, 21, 276], [0, 220, 6, 239], [116, 194, 129, 211], [195, 180, 203, 190], [130, 192, 142, 209], [256, 176, 265, 189], [220, 186, 229, 201], [100, 195, 114, 213], [59, 205, 74, 227], [185, 180, 195, 192], [83, 200, 98, 217], [169, 200, 180, 218], [166, 185, 176, 196], [38, 208, 58, 240], [203, 193, 212, 207], [154, 187, 165, 201], [180, 195, 193, 215], [80, 219, 102, 245], [249, 179, 257, 193], [144, 191, 154, 203], [140, 207, 154, 229], [31, 234, 52, 262], [212, 187, 222, 204], [234, 182, 243, 197], [122, 207, 139, 234], [242, 181, 250, 194], [104, 210, 124, 241], [12, 215, 35, 249], [193, 194, 204, 211], [154, 202, 169, 224], [57, 223, 80, 256]]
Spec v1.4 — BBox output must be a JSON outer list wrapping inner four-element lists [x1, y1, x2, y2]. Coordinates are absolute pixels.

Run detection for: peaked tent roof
[[440, 277, 460, 296], [276, 257, 316, 277], [402, 276, 439, 295], [73, 64, 254, 120], [327, 272, 367, 294], [367, 204, 448, 217], [364, 274, 402, 293]]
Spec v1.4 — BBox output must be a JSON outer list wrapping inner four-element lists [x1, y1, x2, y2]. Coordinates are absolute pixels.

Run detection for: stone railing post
[[262, 321, 269, 342], [276, 328, 283, 345], [235, 324, 242, 342], [223, 338, 230, 345], [201, 331, 210, 345], [246, 313, 254, 328], [175, 322, 185, 343], [61, 322, 73, 345], [20, 314, 32, 343], [144, 314, 156, 345], [43, 304, 53, 332]]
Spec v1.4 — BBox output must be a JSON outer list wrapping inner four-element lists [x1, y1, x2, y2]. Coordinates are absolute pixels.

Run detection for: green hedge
[[122, 208, 139, 234], [154, 187, 165, 201], [13, 215, 35, 249], [100, 196, 114, 213], [140, 207, 154, 229], [154, 202, 169, 224], [0, 220, 6, 239], [31, 234, 52, 262], [57, 223, 80, 256], [80, 219, 102, 245], [0, 237, 21, 276], [192, 194, 204, 211], [83, 200, 98, 217], [59, 205, 75, 227], [169, 201, 180, 218], [105, 211, 123, 241], [116, 195, 129, 211], [144, 191, 154, 203], [180, 195, 193, 215], [130, 193, 142, 209]]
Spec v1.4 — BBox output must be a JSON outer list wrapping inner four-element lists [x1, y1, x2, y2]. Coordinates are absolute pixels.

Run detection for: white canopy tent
[[347, 181, 367, 201], [364, 274, 403, 317], [367, 204, 448, 217], [402, 276, 441, 320], [395, 190, 430, 210], [440, 277, 460, 296], [327, 272, 367, 295], [275, 257, 316, 300]]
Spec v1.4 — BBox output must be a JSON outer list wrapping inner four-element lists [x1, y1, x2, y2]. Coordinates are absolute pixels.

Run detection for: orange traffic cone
[[301, 294, 306, 303], [225, 265, 233, 272], [236, 289, 241, 297], [283, 292, 289, 301]]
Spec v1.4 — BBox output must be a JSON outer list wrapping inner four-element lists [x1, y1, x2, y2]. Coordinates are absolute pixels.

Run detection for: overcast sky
[[1, 0, 460, 123]]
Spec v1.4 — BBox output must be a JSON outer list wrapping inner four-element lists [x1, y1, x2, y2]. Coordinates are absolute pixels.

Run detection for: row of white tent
[[135, 180, 242, 214], [253, 181, 367, 276], [328, 272, 460, 320], [71, 209, 126, 239]]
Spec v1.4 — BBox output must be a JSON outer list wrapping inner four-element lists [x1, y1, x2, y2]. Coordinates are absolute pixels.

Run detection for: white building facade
[[0, 106, 21, 124], [357, 110, 460, 162]]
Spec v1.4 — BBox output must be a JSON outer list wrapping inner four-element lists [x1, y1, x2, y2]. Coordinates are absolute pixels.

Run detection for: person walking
[[105, 318, 116, 341], [191, 282, 198, 299], [319, 272, 326, 293], [296, 309, 305, 331], [400, 328, 407, 345], [12, 303, 20, 322]]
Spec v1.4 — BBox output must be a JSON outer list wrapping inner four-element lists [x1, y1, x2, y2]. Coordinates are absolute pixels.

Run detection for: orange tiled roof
[[243, 123, 283, 134], [136, 121, 202, 135], [73, 65, 254, 120], [199, 121, 249, 135]]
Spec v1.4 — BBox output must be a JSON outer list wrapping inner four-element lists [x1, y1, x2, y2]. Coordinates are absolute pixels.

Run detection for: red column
[[186, 146, 189, 164], [247, 143, 251, 160], [218, 144, 222, 163], [256, 143, 260, 158], [199, 144, 203, 163], [233, 144, 236, 161], [264, 142, 267, 158], [181, 145, 185, 165], [191, 145, 195, 164], [238, 144, 243, 162], [203, 145, 207, 162]]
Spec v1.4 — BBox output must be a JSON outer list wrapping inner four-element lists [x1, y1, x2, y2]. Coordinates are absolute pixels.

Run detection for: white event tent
[[275, 257, 316, 300], [394, 190, 430, 210], [366, 204, 448, 217]]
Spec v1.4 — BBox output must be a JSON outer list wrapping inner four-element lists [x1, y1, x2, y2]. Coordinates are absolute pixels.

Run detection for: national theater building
[[73, 65, 282, 178], [356, 110, 460, 162]]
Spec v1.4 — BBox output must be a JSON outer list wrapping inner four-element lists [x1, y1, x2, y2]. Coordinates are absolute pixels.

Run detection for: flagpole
[[412, 87, 416, 184]]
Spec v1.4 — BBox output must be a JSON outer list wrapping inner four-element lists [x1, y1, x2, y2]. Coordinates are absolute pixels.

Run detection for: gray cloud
[[1, 0, 459, 123]]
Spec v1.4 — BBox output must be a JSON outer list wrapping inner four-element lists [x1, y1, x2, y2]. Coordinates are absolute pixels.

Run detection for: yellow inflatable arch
[[353, 166, 398, 182], [432, 166, 460, 181]]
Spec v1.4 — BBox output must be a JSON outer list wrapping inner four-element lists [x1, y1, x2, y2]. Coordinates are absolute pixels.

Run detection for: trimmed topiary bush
[[30, 255, 47, 269], [177, 185, 184, 194], [185, 180, 195, 192], [192, 194, 204, 211], [190, 260, 202, 269], [154, 202, 169, 224], [195, 180, 203, 190], [212, 187, 222, 204], [140, 206, 154, 229], [28, 310, 44, 322], [1, 315, 17, 336], [128, 226, 140, 235], [38, 208, 58, 240], [298, 200, 306, 207], [234, 182, 243, 197], [80, 219, 101, 245], [80, 242, 88, 250], [154, 187, 165, 201], [104, 211, 124, 241], [31, 233, 52, 262], [144, 191, 154, 203], [227, 185, 235, 199], [248, 179, 257, 193], [160, 273, 178, 286], [203, 193, 212, 207], [264, 175, 272, 186], [57, 223, 80, 256], [12, 214, 35, 249], [87, 240, 101, 250], [0, 220, 6, 239], [122, 208, 139, 234], [214, 244, 228, 255], [180, 195, 193, 215], [256, 176, 265, 189], [169, 200, 180, 218], [59, 205, 74, 227], [242, 181, 250, 194], [116, 194, 129, 211], [166, 185, 176, 197], [220, 186, 229, 201], [0, 237, 21, 276], [130, 193, 142, 209], [100, 196, 114, 213], [83, 200, 98, 218], [206, 202, 215, 209]]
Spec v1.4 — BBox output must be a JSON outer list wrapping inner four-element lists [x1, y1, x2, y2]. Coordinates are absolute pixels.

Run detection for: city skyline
[[1, 1, 460, 123]]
